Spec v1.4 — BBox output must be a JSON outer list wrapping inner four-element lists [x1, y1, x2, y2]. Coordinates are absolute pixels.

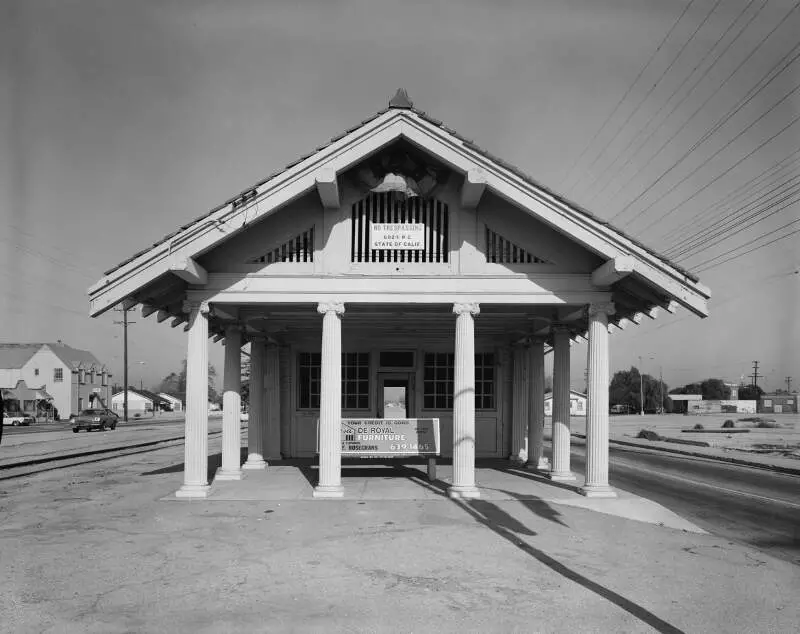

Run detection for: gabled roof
[[112, 388, 171, 405], [0, 343, 104, 371], [88, 89, 710, 318]]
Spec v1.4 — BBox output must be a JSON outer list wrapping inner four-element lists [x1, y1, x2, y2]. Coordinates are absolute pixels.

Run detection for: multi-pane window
[[423, 352, 495, 410], [342, 353, 370, 409], [34, 368, 39, 376], [298, 353, 370, 410], [475, 353, 495, 409], [53, 368, 63, 383]]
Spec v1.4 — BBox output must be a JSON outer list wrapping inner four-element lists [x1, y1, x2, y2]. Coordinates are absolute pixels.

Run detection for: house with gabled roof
[[0, 342, 112, 418], [88, 89, 710, 500]]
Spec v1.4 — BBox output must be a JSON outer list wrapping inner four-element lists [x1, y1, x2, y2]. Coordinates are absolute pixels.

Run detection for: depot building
[[88, 90, 710, 500]]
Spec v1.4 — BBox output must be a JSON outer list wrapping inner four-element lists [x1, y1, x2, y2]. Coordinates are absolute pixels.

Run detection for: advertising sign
[[340, 418, 440, 456], [369, 223, 425, 250]]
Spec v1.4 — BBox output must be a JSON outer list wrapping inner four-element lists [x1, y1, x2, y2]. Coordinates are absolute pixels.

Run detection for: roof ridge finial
[[389, 88, 413, 109]]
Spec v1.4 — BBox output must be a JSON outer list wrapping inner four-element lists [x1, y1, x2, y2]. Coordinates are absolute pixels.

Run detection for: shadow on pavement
[[454, 498, 685, 634]]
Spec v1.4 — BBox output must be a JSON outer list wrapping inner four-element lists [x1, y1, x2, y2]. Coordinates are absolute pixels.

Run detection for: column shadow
[[453, 498, 685, 634]]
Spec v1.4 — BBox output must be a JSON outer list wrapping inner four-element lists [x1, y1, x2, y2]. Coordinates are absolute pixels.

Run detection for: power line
[[572, 0, 722, 198], [692, 219, 800, 272], [557, 0, 697, 189], [659, 149, 800, 249], [588, 0, 768, 204], [608, 3, 800, 222], [668, 175, 800, 260]]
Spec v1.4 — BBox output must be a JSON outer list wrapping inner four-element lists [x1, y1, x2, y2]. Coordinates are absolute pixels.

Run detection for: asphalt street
[[570, 443, 800, 564]]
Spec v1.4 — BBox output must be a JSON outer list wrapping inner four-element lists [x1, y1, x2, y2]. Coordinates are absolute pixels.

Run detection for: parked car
[[72, 409, 118, 433], [3, 411, 34, 426]]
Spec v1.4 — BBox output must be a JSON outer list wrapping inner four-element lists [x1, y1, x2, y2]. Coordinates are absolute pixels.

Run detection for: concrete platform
[[169, 460, 707, 534]]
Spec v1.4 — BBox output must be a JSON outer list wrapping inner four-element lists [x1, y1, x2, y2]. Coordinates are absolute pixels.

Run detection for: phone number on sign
[[390, 443, 432, 451]]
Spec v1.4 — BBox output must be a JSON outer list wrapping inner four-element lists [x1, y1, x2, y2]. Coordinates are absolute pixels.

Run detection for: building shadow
[[453, 497, 685, 634], [493, 463, 584, 494]]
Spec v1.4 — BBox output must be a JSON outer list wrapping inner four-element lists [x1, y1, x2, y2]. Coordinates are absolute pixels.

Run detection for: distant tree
[[737, 384, 764, 401], [700, 378, 729, 400], [609, 366, 669, 413], [157, 359, 218, 403]]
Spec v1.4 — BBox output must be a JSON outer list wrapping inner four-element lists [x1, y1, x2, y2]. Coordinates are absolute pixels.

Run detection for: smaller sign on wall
[[370, 223, 425, 250]]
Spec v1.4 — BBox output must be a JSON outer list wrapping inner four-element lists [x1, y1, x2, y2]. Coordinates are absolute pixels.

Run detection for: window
[[423, 352, 495, 410], [342, 353, 370, 410], [54, 368, 64, 382], [764, 399, 772, 407], [34, 368, 39, 376], [298, 352, 370, 410]]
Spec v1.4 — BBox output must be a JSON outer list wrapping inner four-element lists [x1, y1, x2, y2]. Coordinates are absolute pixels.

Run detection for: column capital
[[453, 302, 480, 316], [317, 301, 345, 316], [588, 302, 616, 318], [182, 299, 210, 315]]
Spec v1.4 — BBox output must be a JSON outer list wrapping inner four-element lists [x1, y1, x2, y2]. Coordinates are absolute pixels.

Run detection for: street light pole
[[638, 355, 644, 416]]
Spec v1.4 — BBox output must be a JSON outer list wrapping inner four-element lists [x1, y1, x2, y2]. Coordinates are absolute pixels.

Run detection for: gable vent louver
[[248, 227, 315, 264], [485, 225, 551, 264]]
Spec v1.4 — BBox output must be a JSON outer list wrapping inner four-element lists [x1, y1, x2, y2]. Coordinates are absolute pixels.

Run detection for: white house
[[159, 393, 183, 412], [87, 90, 710, 500], [544, 391, 587, 417], [0, 342, 112, 418], [111, 389, 172, 416]]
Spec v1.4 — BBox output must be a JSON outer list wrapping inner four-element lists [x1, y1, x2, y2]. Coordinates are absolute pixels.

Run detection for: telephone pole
[[113, 307, 136, 422], [787, 377, 793, 393], [750, 361, 760, 388]]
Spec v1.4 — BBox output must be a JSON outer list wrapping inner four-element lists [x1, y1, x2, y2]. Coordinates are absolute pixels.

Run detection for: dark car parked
[[72, 409, 118, 433]]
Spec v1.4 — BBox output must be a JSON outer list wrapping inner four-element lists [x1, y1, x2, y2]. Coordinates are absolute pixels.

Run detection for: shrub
[[637, 429, 663, 441], [693, 423, 704, 430], [756, 421, 779, 428], [722, 420, 735, 428]]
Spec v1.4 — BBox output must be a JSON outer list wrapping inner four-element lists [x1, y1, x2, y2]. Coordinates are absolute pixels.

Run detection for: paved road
[[571, 443, 800, 564]]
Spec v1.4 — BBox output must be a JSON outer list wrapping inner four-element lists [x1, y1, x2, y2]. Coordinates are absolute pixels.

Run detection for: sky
[[1, 0, 798, 394]]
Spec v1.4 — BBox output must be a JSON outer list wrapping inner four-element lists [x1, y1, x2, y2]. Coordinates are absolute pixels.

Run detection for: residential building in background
[[158, 393, 183, 412], [0, 342, 112, 418], [110, 389, 172, 416], [544, 390, 587, 417]]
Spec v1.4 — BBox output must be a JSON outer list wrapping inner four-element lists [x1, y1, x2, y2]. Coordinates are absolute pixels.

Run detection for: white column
[[526, 338, 548, 471], [176, 301, 210, 498], [263, 342, 281, 460], [216, 325, 243, 480], [549, 326, 576, 481], [314, 301, 345, 498], [510, 343, 529, 463], [279, 345, 292, 458], [581, 302, 617, 498], [449, 302, 480, 499], [243, 339, 267, 469]]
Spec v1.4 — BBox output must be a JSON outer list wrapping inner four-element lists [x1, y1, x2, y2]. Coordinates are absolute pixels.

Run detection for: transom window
[[298, 353, 370, 410], [423, 352, 495, 410]]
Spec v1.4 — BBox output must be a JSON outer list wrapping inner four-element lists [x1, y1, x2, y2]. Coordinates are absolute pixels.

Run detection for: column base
[[214, 468, 242, 481], [447, 485, 481, 499], [313, 484, 344, 498], [242, 457, 267, 470], [580, 484, 618, 498], [525, 457, 550, 472], [508, 454, 527, 465], [547, 471, 577, 482], [175, 484, 210, 499]]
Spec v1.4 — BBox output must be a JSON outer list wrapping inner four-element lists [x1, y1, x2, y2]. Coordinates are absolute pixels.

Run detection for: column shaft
[[263, 343, 281, 460], [176, 303, 210, 497], [243, 340, 267, 469], [549, 327, 576, 481], [279, 345, 292, 458], [510, 344, 529, 463], [582, 304, 617, 497], [217, 326, 242, 480], [527, 339, 548, 470], [449, 303, 480, 499], [314, 303, 344, 498]]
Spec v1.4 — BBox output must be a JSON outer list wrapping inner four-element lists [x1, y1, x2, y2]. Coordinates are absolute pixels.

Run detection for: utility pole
[[787, 376, 793, 393], [113, 307, 136, 422], [750, 361, 760, 388], [638, 355, 644, 416], [659, 367, 664, 415]]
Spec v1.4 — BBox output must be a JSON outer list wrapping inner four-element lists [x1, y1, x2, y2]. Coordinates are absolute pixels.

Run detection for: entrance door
[[378, 373, 415, 419]]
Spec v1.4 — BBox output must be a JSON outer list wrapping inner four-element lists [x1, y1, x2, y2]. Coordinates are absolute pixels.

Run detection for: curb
[[571, 433, 800, 477]]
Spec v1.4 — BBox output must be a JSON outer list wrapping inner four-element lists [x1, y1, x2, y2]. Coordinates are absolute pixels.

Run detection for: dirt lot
[[568, 413, 800, 461]]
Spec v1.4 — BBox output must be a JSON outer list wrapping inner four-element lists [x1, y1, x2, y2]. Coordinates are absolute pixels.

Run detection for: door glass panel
[[382, 382, 407, 419]]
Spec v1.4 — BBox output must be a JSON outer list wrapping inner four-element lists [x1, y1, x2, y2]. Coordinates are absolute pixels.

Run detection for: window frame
[[53, 367, 64, 383]]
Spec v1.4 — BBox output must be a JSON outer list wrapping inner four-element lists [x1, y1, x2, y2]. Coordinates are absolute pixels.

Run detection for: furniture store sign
[[340, 418, 440, 456], [370, 223, 425, 250]]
